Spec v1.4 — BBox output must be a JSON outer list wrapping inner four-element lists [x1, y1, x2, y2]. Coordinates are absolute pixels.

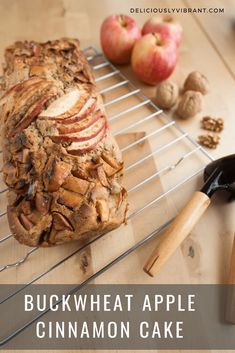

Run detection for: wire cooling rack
[[0, 47, 213, 345]]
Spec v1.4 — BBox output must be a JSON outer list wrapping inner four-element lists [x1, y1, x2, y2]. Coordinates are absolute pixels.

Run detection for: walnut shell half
[[155, 80, 179, 109], [177, 90, 203, 119], [184, 71, 209, 95]]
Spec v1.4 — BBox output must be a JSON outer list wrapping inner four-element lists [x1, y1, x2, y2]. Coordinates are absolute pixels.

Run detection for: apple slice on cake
[[39, 88, 92, 120], [66, 122, 107, 155], [51, 116, 106, 142]]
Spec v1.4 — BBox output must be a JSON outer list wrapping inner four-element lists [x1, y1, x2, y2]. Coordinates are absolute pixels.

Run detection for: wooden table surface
[[0, 0, 235, 352]]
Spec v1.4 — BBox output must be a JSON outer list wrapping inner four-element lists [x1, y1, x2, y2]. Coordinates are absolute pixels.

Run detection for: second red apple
[[142, 16, 183, 47], [131, 33, 178, 85]]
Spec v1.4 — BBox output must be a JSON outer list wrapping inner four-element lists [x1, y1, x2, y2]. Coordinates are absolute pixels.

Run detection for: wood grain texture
[[184, 0, 235, 79], [225, 234, 235, 324], [144, 191, 211, 277], [227, 235, 235, 285]]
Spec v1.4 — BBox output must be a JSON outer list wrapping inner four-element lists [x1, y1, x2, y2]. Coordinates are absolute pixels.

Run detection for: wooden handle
[[225, 234, 235, 324], [144, 191, 211, 277]]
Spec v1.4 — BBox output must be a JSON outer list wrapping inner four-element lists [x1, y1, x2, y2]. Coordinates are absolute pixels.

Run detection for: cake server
[[144, 154, 235, 277]]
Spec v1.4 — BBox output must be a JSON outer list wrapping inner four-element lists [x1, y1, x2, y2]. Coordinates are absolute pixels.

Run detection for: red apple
[[100, 14, 141, 64], [142, 16, 183, 47], [131, 33, 178, 85]]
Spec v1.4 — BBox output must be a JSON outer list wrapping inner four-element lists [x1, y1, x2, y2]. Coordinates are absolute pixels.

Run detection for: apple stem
[[152, 33, 163, 46], [164, 15, 173, 23], [119, 14, 128, 28]]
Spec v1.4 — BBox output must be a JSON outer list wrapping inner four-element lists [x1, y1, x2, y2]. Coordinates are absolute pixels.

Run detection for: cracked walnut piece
[[198, 133, 220, 149], [201, 116, 224, 132]]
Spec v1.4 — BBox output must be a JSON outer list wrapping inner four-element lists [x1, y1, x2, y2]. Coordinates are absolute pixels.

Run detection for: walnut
[[198, 133, 220, 149], [184, 71, 209, 95], [155, 80, 179, 109], [201, 116, 224, 132], [176, 90, 203, 119]]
